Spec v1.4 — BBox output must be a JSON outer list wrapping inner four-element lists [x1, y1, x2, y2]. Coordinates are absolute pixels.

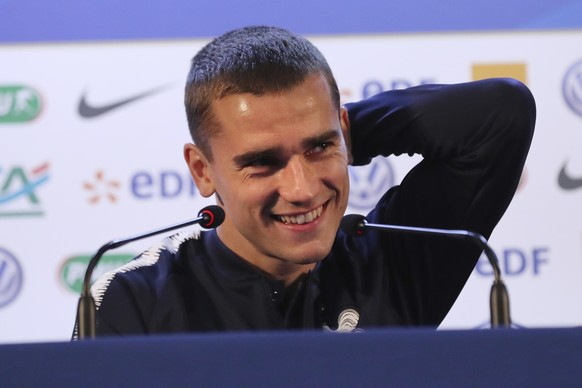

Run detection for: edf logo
[[348, 157, 395, 211], [563, 59, 582, 117], [362, 78, 435, 99], [476, 247, 549, 277], [83, 169, 201, 204], [0, 247, 24, 308]]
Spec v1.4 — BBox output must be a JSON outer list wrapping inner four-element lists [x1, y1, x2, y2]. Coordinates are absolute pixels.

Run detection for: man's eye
[[247, 158, 272, 167], [307, 142, 331, 156], [318, 142, 331, 151], [245, 157, 283, 169]]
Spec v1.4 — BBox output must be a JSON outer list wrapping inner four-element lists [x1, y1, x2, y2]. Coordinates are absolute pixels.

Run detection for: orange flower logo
[[83, 170, 121, 204]]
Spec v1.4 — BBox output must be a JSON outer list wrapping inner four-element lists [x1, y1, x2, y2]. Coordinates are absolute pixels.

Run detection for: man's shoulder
[[91, 230, 202, 307]]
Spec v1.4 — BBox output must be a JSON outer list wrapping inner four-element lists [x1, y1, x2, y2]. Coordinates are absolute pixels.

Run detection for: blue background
[[1, 0, 581, 43]]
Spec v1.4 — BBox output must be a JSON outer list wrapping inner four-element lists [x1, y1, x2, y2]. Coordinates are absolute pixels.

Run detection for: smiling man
[[184, 72, 349, 284], [86, 26, 535, 335]]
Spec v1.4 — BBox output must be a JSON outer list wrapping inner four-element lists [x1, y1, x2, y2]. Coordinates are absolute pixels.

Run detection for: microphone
[[340, 214, 511, 328], [76, 205, 225, 340]]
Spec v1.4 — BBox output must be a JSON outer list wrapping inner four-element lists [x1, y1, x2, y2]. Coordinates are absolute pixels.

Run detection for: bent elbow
[[488, 78, 536, 144]]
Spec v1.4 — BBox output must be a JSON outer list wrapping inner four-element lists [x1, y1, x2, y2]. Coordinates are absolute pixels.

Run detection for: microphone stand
[[349, 217, 511, 328], [76, 206, 223, 340]]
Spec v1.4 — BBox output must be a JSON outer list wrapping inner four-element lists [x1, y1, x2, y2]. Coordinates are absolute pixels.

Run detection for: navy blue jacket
[[86, 79, 535, 336]]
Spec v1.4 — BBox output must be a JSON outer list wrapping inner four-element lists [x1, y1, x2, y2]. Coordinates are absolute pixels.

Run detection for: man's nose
[[278, 157, 317, 204]]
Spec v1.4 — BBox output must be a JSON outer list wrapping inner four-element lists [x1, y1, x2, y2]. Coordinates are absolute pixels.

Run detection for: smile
[[277, 205, 324, 225]]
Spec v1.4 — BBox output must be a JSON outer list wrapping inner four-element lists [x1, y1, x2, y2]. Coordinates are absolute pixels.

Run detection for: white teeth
[[278, 206, 323, 225]]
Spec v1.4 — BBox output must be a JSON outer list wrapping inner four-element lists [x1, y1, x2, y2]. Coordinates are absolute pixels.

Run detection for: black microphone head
[[198, 205, 225, 229], [340, 214, 367, 237]]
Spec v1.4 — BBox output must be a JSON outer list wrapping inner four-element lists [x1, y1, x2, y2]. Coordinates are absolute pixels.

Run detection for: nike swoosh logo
[[558, 162, 582, 190], [78, 85, 168, 118]]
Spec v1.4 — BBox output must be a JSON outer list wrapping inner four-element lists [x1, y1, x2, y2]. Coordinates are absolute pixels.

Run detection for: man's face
[[185, 74, 350, 278]]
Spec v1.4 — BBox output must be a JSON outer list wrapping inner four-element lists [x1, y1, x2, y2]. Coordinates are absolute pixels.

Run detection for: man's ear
[[340, 107, 353, 165], [184, 143, 216, 198]]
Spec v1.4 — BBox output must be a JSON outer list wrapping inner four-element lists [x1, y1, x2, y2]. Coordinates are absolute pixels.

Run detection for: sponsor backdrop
[[1, 1, 581, 343]]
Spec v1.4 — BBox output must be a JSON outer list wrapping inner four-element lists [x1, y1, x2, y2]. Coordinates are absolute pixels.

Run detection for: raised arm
[[344, 78, 536, 324]]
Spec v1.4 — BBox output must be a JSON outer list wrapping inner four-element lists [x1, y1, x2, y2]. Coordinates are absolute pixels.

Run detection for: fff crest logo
[[0, 162, 50, 217], [0, 85, 42, 123], [348, 157, 395, 211]]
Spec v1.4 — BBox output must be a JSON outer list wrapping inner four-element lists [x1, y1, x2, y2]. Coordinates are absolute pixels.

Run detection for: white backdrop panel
[[1, 29, 581, 343]]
